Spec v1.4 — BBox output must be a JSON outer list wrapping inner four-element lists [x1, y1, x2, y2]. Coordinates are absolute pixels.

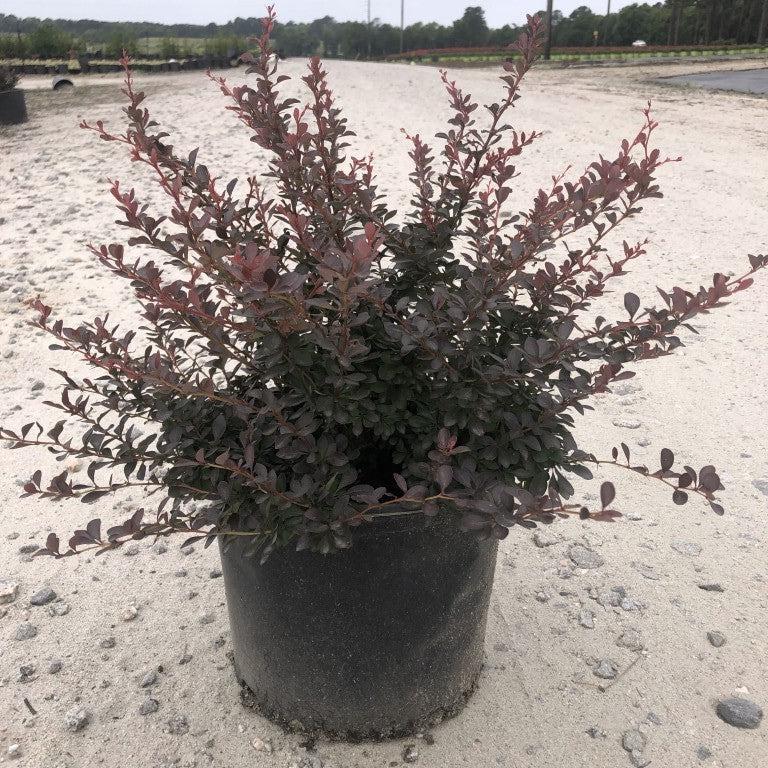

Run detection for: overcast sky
[[5, 1, 641, 28]]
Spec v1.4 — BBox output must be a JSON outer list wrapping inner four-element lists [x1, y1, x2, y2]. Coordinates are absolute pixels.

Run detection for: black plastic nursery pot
[[0, 89, 27, 125], [219, 515, 499, 739]]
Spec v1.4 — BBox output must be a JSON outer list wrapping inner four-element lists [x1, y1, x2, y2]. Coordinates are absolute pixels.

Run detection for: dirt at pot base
[[237, 672, 481, 742]]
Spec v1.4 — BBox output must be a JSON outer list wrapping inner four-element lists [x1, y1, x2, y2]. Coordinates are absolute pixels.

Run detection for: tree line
[[554, 1, 768, 47], [1, 2, 766, 60]]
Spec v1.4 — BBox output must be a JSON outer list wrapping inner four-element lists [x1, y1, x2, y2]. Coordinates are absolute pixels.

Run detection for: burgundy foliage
[[1, 9, 765, 561]]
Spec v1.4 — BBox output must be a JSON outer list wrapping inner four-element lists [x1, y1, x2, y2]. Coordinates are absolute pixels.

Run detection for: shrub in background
[[0, 66, 19, 91], [2, 10, 765, 561]]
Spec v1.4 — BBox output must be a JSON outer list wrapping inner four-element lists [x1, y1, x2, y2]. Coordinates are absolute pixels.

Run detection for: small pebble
[[48, 601, 70, 616], [251, 736, 274, 753], [48, 659, 63, 674], [612, 419, 641, 429], [578, 609, 595, 629], [593, 659, 618, 680], [707, 631, 726, 648], [140, 670, 158, 688], [17, 663, 36, 682], [139, 698, 159, 715], [14, 622, 38, 641], [698, 582, 724, 592], [622, 729, 647, 752], [568, 544, 604, 569], [696, 745, 713, 760], [63, 706, 91, 732], [123, 542, 140, 556], [100, 636, 116, 649], [715, 697, 763, 729], [593, 586, 625, 607], [209, 568, 223, 579], [620, 596, 644, 612], [199, 612, 215, 625], [30, 586, 57, 606], [0, 580, 19, 604], [616, 629, 644, 651], [7, 744, 21, 760], [121, 605, 139, 621], [403, 743, 419, 763]]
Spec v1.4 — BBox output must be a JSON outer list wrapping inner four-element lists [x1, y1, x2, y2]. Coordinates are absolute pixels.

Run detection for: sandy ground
[[1, 56, 767, 768]]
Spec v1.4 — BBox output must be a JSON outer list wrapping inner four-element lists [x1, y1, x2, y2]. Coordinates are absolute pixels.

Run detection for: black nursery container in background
[[0, 68, 27, 125], [2, 9, 766, 740]]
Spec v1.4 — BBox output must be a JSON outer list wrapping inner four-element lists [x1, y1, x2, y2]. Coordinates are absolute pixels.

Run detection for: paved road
[[664, 67, 768, 95]]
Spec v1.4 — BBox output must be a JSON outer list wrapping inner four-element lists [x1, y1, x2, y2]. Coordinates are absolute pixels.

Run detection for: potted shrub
[[2, 10, 766, 738], [0, 67, 27, 125]]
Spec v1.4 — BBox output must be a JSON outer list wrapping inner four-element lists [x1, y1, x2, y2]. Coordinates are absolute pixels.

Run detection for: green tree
[[159, 37, 180, 59], [452, 6, 490, 46], [106, 27, 138, 58], [28, 23, 73, 57]]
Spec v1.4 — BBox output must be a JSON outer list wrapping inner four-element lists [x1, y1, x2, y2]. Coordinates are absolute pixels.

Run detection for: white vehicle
[[632, 40, 648, 47]]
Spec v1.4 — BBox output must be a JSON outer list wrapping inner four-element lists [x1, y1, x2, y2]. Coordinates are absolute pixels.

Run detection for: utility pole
[[759, 0, 768, 46], [366, 0, 372, 59], [400, 0, 404, 54], [544, 0, 553, 60], [604, 0, 612, 46]]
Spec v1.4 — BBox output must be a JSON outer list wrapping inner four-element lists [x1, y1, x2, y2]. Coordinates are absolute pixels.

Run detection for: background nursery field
[[1, 49, 768, 768]]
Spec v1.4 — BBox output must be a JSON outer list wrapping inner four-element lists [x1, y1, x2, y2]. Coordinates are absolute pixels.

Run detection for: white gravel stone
[[14, 622, 38, 641], [0, 580, 19, 604], [63, 706, 91, 732]]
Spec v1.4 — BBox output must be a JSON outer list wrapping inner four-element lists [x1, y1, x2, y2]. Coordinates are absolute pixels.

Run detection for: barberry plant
[[2, 9, 765, 561]]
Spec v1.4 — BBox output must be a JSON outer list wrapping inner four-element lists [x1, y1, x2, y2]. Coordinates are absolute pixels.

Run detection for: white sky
[[4, 1, 643, 28]]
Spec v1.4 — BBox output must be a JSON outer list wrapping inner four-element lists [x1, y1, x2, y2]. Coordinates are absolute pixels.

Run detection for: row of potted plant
[[0, 57, 242, 76], [386, 41, 768, 60]]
